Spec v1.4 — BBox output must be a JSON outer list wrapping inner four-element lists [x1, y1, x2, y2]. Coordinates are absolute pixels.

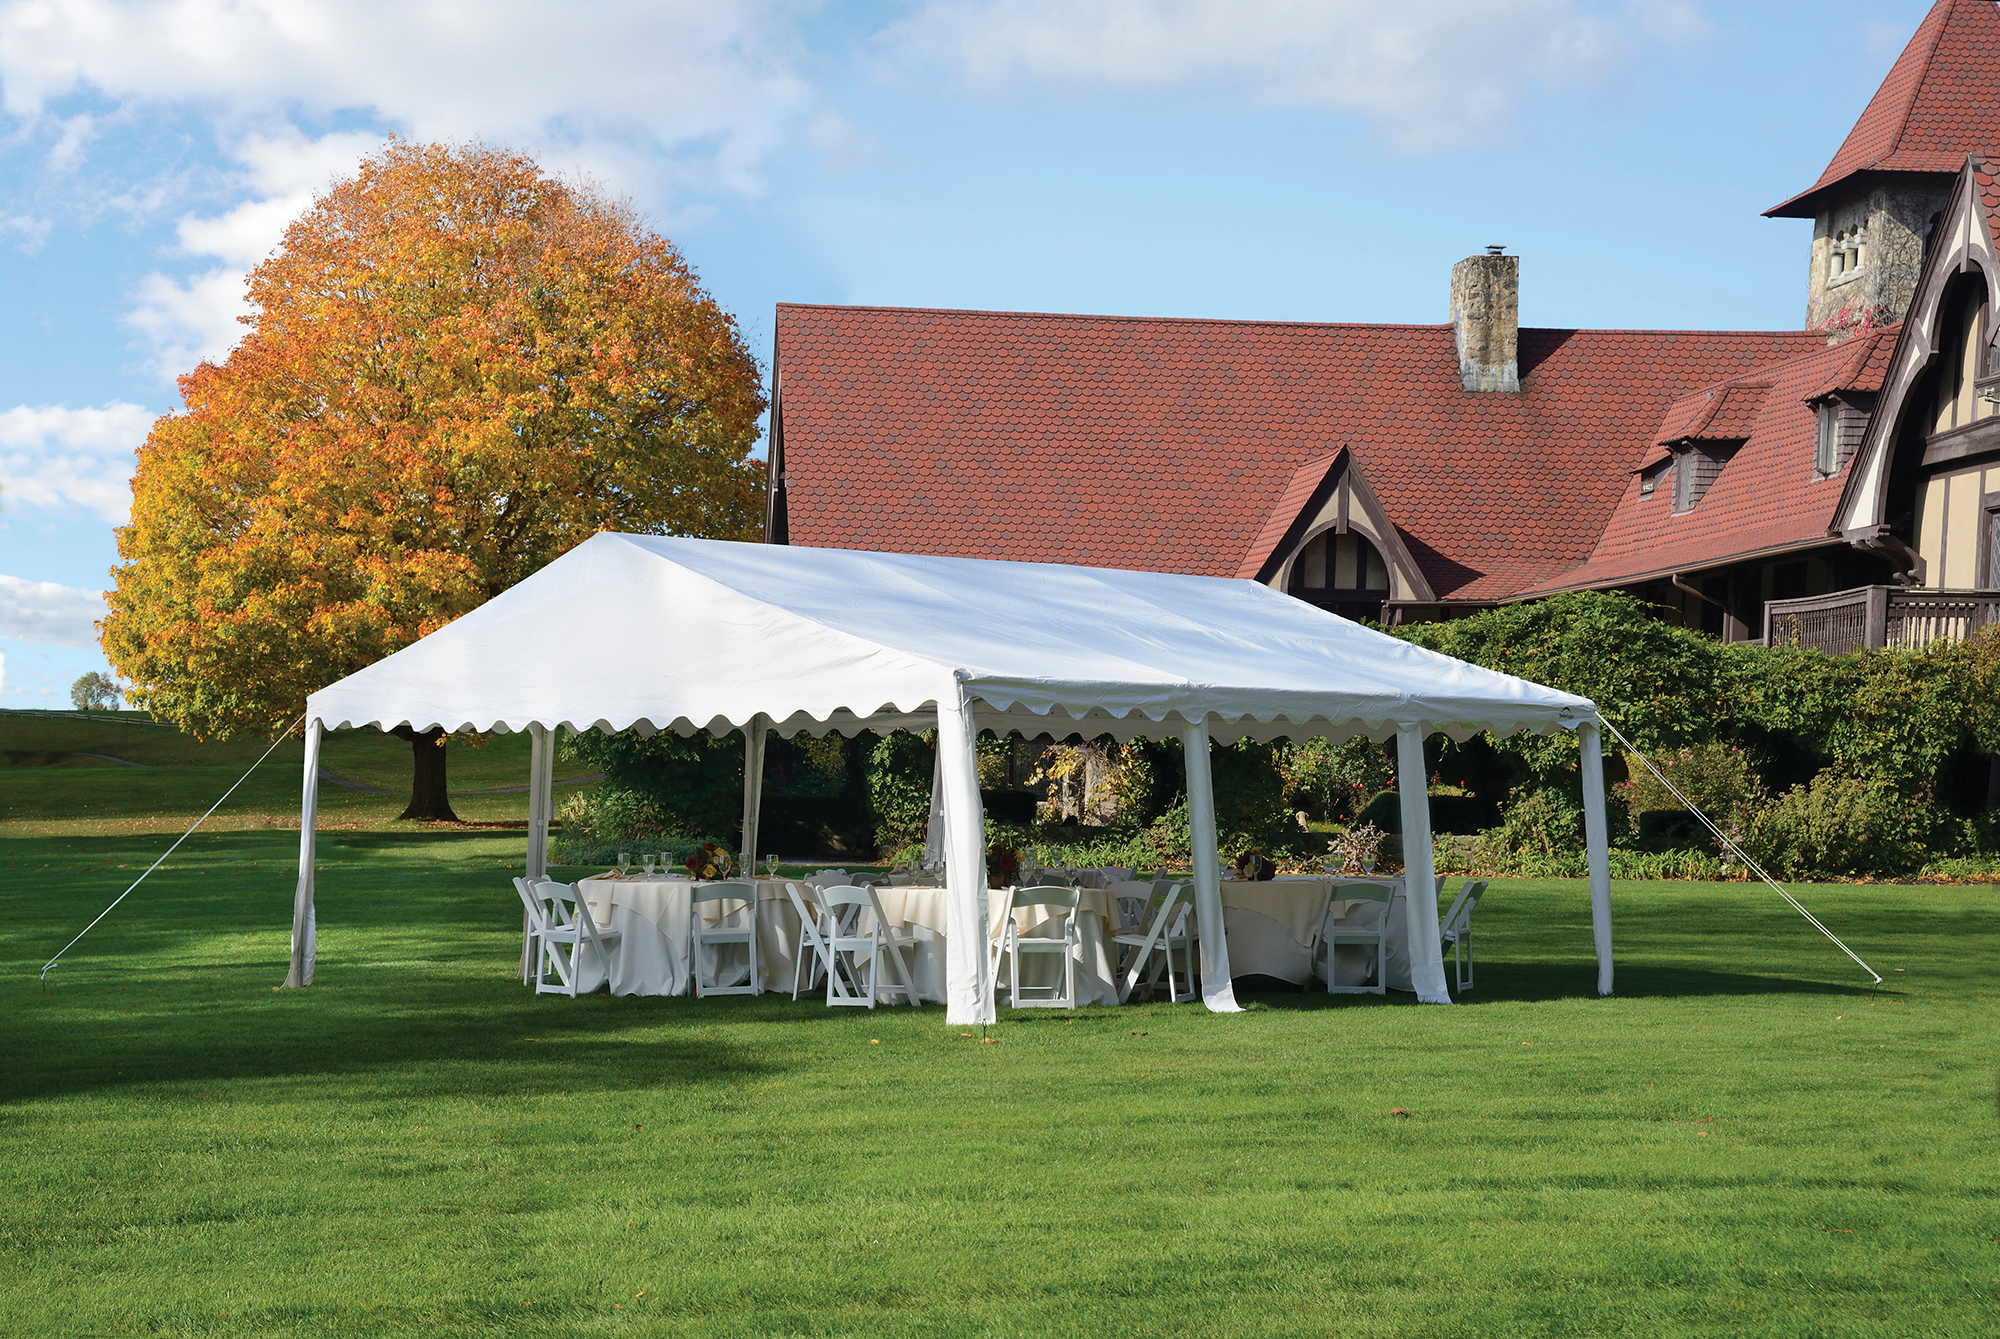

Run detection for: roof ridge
[[776, 302, 1821, 340]]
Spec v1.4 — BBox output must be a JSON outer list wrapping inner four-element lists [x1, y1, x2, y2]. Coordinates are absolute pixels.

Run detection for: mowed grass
[[1, 715, 1996, 1336]]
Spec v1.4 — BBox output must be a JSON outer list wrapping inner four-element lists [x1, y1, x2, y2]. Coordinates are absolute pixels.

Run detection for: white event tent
[[284, 533, 1615, 1021]]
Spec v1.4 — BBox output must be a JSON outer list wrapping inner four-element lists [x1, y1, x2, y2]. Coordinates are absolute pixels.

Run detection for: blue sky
[[0, 0, 1941, 707]]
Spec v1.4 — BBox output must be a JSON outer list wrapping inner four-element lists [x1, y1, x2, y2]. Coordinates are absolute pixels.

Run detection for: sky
[[0, 0, 1946, 708]]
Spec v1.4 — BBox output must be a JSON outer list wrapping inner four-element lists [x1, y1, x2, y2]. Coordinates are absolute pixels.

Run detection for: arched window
[[1931, 277, 1992, 438], [1287, 529, 1390, 622]]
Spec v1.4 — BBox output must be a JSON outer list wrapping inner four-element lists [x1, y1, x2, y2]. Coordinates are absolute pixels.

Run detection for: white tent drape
[[288, 533, 1617, 1015]]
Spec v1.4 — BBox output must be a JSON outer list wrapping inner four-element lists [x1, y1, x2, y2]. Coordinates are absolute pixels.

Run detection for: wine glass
[[1361, 855, 1377, 875], [765, 854, 780, 878], [642, 852, 657, 877], [615, 851, 631, 879]]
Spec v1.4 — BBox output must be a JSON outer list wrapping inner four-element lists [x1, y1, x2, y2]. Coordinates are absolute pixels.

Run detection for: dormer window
[[1815, 401, 1839, 477], [1639, 459, 1669, 498], [1828, 223, 1866, 286], [1667, 441, 1739, 514]]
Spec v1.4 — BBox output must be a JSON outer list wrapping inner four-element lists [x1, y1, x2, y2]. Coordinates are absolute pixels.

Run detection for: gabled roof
[[1524, 329, 1898, 595], [1236, 452, 1342, 580], [1835, 157, 2000, 537], [1767, 0, 2000, 218], [1652, 384, 1770, 447], [772, 304, 1821, 603]]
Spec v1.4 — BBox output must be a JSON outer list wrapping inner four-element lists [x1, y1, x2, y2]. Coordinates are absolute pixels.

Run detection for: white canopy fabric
[[286, 533, 1616, 1019]]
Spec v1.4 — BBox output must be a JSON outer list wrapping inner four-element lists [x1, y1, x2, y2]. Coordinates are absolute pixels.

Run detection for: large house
[[765, 0, 2000, 654]]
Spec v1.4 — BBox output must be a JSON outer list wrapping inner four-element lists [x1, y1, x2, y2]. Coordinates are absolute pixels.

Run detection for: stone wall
[[1804, 178, 1953, 332]]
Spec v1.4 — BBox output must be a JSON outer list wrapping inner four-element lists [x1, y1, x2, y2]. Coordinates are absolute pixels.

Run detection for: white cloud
[[0, 0, 821, 376], [878, 0, 1675, 152], [0, 573, 106, 649], [0, 401, 153, 523]]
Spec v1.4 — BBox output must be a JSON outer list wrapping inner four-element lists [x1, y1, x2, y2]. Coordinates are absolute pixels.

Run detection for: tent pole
[[922, 742, 944, 869], [937, 691, 992, 1025], [739, 714, 769, 871], [1395, 725, 1452, 1003], [282, 718, 322, 990], [1180, 716, 1241, 1012], [522, 724, 550, 983], [527, 724, 551, 879], [1579, 719, 1615, 996]]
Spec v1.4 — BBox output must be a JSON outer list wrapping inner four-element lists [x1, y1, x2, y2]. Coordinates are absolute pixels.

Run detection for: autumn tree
[[102, 140, 766, 818]]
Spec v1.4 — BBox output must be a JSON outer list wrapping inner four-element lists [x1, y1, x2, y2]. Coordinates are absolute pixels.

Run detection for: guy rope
[[40, 715, 305, 991], [1600, 717, 1882, 985]]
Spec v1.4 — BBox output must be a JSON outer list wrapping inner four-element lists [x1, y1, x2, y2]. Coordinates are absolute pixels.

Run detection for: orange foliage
[[103, 140, 766, 738]]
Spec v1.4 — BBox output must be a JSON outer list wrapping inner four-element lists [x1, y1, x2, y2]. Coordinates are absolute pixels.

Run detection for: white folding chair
[[1113, 881, 1197, 1004], [1322, 882, 1394, 996], [532, 879, 620, 997], [996, 886, 1080, 1009], [691, 881, 760, 996], [1439, 879, 1487, 993], [786, 881, 832, 1000], [512, 877, 545, 986], [818, 886, 913, 1008]]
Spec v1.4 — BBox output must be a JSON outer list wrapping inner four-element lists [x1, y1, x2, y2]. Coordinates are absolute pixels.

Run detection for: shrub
[[866, 729, 935, 854], [1276, 736, 1391, 823], [1620, 742, 1765, 851], [1475, 789, 1585, 869], [1743, 770, 1930, 879]]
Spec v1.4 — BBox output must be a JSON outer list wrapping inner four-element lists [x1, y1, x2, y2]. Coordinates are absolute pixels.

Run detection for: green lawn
[[1, 714, 1996, 1336]]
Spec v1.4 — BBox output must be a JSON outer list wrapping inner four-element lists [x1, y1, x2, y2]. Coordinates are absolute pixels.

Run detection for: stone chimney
[[1450, 248, 1520, 392]]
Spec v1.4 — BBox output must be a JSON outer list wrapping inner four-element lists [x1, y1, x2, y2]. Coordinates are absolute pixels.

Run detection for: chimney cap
[[1485, 245, 1506, 255]]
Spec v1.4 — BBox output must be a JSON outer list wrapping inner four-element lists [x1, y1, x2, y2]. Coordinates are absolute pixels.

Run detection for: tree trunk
[[391, 724, 460, 821]]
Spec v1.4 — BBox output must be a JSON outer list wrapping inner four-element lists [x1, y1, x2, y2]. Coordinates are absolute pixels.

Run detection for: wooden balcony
[[1762, 585, 2000, 654]]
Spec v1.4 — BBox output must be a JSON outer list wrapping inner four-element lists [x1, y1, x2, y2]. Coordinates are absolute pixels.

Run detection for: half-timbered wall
[[1915, 461, 2000, 590]]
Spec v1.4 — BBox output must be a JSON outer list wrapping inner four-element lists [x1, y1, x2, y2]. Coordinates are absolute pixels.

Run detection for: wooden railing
[[1763, 586, 2000, 654]]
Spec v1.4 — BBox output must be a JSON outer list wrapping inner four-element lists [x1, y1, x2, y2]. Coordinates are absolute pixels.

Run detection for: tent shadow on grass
[[13, 971, 784, 1104], [1227, 962, 1885, 1006]]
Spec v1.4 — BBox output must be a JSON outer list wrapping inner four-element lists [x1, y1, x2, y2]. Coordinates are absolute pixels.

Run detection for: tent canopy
[[307, 533, 1598, 743], [289, 534, 1616, 1020]]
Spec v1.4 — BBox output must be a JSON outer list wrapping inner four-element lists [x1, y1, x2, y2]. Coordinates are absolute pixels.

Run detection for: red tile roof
[[1523, 329, 1899, 595], [1767, 0, 2000, 218], [1235, 452, 1340, 580], [773, 304, 1822, 602]]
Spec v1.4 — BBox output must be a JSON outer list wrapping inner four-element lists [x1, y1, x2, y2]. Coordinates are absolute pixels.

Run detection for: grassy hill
[[0, 709, 601, 835]]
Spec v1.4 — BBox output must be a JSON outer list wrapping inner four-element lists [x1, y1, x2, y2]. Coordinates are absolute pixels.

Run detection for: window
[[1288, 529, 1391, 620], [1827, 223, 1867, 285], [1815, 401, 1839, 477], [1988, 508, 2000, 591], [1670, 442, 1739, 514], [1931, 282, 1991, 436], [1639, 459, 1667, 498]]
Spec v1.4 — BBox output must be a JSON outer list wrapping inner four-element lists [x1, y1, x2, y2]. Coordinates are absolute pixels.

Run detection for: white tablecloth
[[572, 875, 807, 997], [1217, 877, 1415, 989], [860, 882, 1119, 1007]]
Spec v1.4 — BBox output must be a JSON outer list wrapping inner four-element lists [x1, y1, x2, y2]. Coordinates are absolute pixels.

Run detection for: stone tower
[[1765, 0, 2000, 332]]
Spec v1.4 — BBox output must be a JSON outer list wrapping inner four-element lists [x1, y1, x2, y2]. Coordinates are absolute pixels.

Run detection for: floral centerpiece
[[1328, 822, 1388, 873], [986, 843, 1021, 889], [1231, 848, 1277, 881], [685, 842, 734, 880]]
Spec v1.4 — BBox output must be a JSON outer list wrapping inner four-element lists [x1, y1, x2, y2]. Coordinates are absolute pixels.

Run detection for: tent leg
[[1181, 716, 1241, 1012], [923, 740, 945, 869], [1580, 719, 1614, 996], [522, 724, 551, 983], [282, 719, 322, 990], [1395, 726, 1451, 1004], [937, 692, 992, 1025], [740, 714, 768, 873]]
